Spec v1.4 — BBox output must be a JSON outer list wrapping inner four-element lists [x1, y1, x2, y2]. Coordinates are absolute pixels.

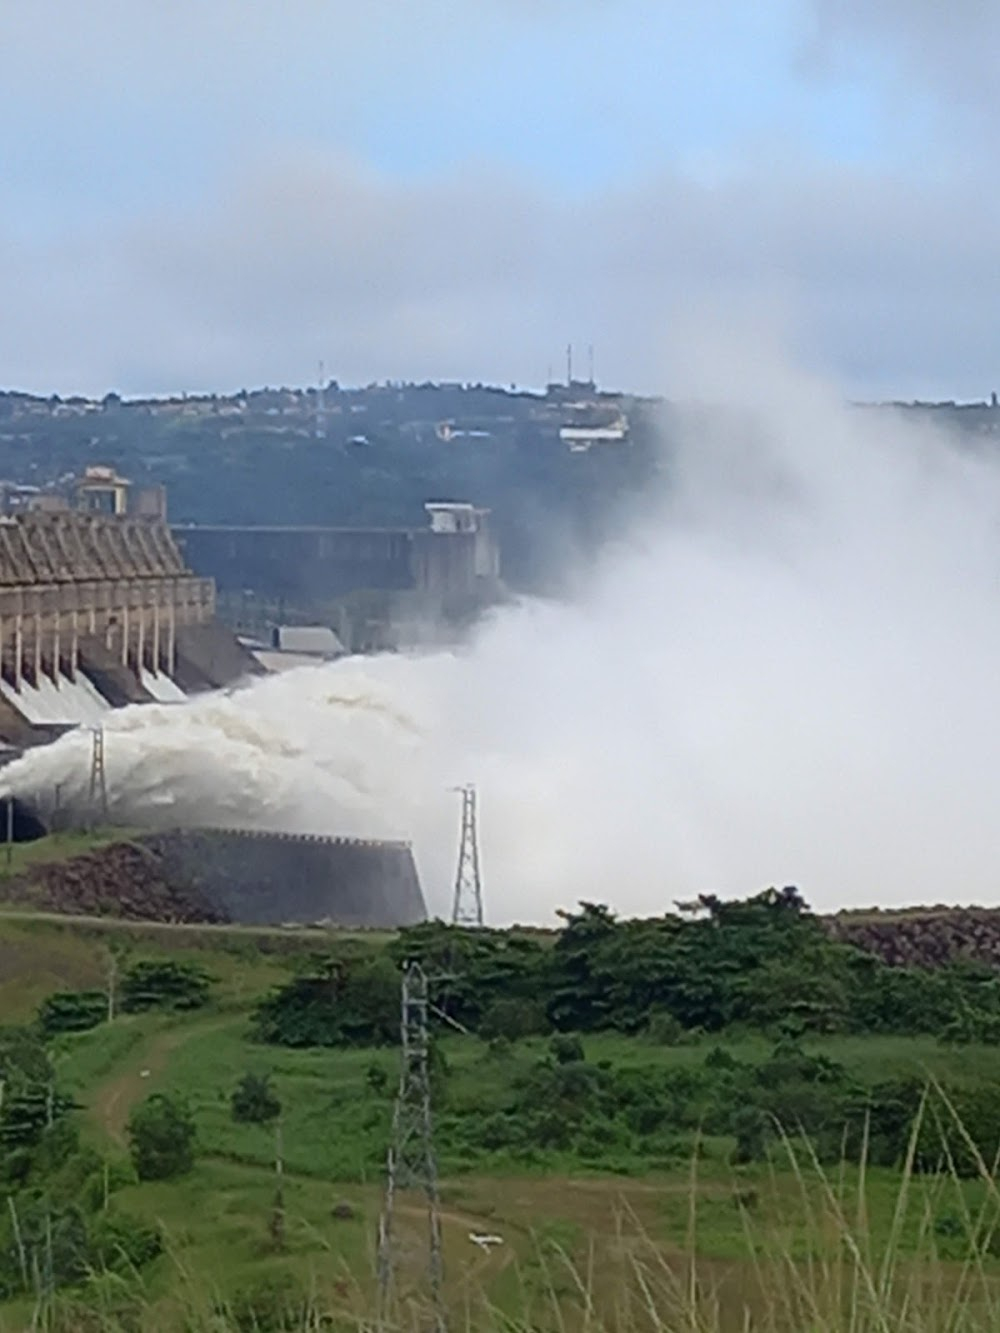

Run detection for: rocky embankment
[[825, 907, 1000, 969], [0, 841, 228, 924]]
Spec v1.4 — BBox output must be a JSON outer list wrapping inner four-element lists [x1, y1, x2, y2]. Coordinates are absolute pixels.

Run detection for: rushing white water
[[5, 351, 1000, 923]]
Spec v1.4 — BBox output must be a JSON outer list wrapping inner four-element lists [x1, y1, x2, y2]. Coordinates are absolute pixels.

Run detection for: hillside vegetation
[[2, 890, 1000, 1329]]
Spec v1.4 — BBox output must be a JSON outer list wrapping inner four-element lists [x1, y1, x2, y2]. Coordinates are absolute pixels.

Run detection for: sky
[[2, 0, 999, 399]]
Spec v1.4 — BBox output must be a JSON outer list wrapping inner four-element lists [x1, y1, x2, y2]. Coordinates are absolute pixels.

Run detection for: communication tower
[[376, 961, 444, 1332], [450, 784, 484, 926], [315, 359, 326, 439]]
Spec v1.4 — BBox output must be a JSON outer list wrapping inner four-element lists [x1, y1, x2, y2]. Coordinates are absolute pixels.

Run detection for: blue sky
[[1, 0, 997, 397]]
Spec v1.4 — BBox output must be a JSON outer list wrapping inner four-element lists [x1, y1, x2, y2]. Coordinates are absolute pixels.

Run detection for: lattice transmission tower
[[88, 726, 108, 827], [450, 783, 484, 926], [376, 961, 445, 1332]]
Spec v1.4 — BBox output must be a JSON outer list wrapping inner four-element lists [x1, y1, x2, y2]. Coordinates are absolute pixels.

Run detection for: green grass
[[0, 911, 346, 1023], [12, 930, 1000, 1329]]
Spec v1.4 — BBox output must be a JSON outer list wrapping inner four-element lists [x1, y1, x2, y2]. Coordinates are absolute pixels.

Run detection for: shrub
[[230, 1072, 281, 1125], [479, 997, 548, 1041], [227, 1272, 309, 1332], [366, 1062, 390, 1095], [127, 1094, 196, 1181], [549, 1034, 585, 1065], [89, 1212, 163, 1272], [38, 990, 107, 1036], [730, 1105, 769, 1164], [646, 1011, 684, 1045], [121, 960, 211, 1013]]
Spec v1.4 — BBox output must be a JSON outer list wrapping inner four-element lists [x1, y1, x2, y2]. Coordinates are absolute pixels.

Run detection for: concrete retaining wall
[[142, 828, 428, 928]]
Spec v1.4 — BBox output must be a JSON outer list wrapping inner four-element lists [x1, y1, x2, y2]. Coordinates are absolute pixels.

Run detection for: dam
[[0, 467, 261, 749], [0, 468, 431, 930]]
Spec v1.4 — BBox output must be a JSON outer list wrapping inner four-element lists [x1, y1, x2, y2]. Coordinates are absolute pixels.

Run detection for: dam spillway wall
[[142, 828, 428, 928], [0, 510, 260, 739]]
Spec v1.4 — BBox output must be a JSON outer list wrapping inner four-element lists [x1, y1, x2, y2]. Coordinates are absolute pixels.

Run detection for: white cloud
[[2, 151, 999, 398]]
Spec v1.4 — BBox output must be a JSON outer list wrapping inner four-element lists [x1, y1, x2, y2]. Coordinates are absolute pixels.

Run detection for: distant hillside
[[0, 382, 665, 592]]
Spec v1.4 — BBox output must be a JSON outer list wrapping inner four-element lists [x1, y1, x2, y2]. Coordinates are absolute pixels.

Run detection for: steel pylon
[[376, 961, 444, 1332], [450, 784, 484, 927]]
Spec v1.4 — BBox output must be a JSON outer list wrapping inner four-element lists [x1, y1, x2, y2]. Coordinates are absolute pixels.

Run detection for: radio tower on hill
[[450, 784, 484, 927]]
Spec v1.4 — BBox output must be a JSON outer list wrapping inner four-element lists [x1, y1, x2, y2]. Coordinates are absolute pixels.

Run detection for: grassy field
[[5, 910, 1000, 1330], [25, 1010, 1000, 1327]]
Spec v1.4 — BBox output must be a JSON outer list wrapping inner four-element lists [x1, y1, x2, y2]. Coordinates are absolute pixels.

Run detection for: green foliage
[[730, 1105, 769, 1163], [0, 1026, 53, 1092], [0, 1198, 90, 1299], [248, 891, 1000, 1061], [645, 1011, 685, 1045], [252, 954, 400, 1047], [88, 1211, 163, 1273], [365, 1061, 390, 1095], [479, 996, 548, 1041], [226, 1271, 309, 1332], [0, 1087, 76, 1153], [38, 989, 108, 1036], [230, 1072, 281, 1125], [549, 1034, 585, 1065], [916, 1083, 1000, 1178], [120, 959, 211, 1013], [127, 1093, 196, 1181]]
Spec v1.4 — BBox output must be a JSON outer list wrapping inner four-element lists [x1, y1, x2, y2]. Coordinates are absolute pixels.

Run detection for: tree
[[479, 997, 547, 1041], [127, 1094, 196, 1180], [231, 1073, 282, 1125], [252, 955, 399, 1047]]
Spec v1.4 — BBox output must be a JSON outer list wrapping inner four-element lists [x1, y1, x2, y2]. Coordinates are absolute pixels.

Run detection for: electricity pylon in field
[[450, 783, 483, 926], [376, 961, 444, 1332]]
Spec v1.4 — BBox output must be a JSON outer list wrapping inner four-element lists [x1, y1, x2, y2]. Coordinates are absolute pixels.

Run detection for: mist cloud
[[6, 339, 1000, 921]]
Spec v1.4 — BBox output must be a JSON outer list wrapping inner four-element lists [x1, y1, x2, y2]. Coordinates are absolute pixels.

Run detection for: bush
[[230, 1072, 281, 1125], [38, 990, 107, 1036], [549, 1034, 585, 1065], [646, 1011, 684, 1045], [366, 1062, 390, 1095], [121, 960, 211, 1013], [227, 1272, 309, 1332], [479, 997, 548, 1041], [89, 1212, 163, 1272], [127, 1094, 196, 1181]]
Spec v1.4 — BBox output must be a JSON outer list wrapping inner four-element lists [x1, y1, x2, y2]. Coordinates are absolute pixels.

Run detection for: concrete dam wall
[[174, 507, 501, 608], [0, 509, 261, 744], [142, 828, 428, 928]]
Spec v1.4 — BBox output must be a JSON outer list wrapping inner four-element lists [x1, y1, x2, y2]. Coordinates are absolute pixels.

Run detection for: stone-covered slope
[[0, 828, 427, 928]]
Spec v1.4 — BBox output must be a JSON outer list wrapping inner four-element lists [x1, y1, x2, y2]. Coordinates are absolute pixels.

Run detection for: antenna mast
[[376, 962, 444, 1332], [450, 784, 484, 927], [315, 359, 326, 439]]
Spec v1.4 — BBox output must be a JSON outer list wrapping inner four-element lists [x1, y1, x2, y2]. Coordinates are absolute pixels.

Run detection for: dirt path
[[91, 1015, 231, 1145]]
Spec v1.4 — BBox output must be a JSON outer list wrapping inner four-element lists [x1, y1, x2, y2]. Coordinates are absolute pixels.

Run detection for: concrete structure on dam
[[0, 467, 260, 747], [0, 827, 428, 929], [143, 828, 428, 927], [174, 501, 502, 648]]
